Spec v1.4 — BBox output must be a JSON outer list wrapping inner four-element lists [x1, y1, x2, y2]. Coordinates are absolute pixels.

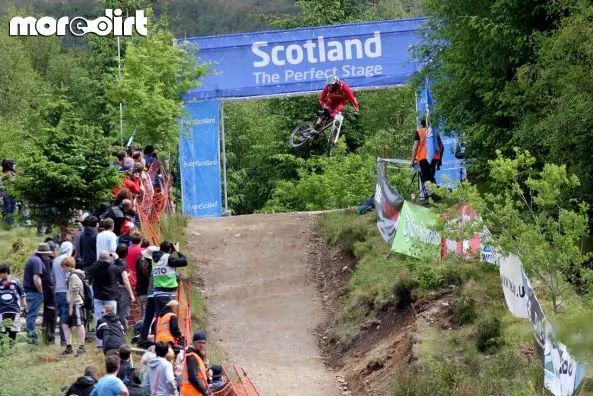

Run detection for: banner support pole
[[117, 36, 124, 147], [221, 101, 230, 216]]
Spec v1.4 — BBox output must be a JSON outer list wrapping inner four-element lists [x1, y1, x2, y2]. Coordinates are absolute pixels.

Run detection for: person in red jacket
[[315, 75, 359, 132]]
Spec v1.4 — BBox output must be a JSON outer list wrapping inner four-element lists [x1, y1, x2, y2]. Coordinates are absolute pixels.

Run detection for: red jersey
[[319, 81, 359, 114]]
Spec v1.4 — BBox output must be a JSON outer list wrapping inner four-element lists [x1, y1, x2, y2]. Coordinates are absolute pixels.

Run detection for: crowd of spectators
[[0, 147, 224, 395]]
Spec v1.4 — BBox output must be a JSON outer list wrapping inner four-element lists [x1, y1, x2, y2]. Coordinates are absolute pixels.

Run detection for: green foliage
[[476, 316, 502, 353], [8, 102, 120, 229], [265, 0, 375, 29], [0, 228, 42, 274], [413, 264, 444, 290], [223, 100, 299, 214], [264, 154, 376, 212], [393, 349, 545, 395], [487, 151, 589, 312], [436, 151, 590, 313], [419, 0, 593, 226], [453, 283, 478, 325], [109, 14, 207, 150], [266, 0, 422, 29], [0, 13, 50, 159]]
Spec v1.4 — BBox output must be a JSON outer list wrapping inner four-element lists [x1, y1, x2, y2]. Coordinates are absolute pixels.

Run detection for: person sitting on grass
[[96, 304, 126, 355], [90, 354, 129, 396], [61, 257, 87, 357], [65, 366, 99, 396]]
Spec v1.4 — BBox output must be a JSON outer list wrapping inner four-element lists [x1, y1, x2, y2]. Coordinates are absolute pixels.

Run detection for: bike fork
[[332, 121, 342, 144]]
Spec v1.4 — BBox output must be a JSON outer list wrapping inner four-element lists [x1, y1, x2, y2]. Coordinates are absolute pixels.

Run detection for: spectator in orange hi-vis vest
[[411, 119, 444, 195], [181, 332, 212, 396], [155, 300, 182, 348]]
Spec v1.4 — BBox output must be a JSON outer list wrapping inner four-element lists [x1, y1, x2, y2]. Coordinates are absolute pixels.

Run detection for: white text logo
[[9, 9, 148, 37], [252, 32, 382, 67]]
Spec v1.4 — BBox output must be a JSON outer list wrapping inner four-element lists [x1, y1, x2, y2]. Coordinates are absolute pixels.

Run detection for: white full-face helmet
[[326, 75, 340, 85]]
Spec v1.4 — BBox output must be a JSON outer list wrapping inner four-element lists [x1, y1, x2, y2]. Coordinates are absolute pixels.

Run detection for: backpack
[[72, 272, 93, 311], [102, 205, 124, 221]]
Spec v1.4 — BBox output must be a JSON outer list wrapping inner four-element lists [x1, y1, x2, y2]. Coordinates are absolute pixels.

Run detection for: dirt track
[[187, 213, 341, 396]]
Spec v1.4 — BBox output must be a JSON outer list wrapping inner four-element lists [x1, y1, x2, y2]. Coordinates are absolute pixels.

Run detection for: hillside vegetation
[[316, 212, 591, 395]]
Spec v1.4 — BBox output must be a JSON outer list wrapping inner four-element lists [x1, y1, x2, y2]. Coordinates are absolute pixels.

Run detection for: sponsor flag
[[392, 201, 441, 260], [544, 335, 580, 396], [374, 162, 405, 244], [498, 253, 529, 319]]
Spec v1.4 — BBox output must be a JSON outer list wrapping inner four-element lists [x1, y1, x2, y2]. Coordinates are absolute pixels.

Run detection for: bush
[[414, 265, 444, 290], [391, 275, 417, 308], [337, 224, 368, 255], [453, 287, 477, 326], [366, 351, 387, 371], [476, 316, 502, 353]]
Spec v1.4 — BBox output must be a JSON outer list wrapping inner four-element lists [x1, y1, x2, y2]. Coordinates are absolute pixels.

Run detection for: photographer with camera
[[151, 241, 187, 319]]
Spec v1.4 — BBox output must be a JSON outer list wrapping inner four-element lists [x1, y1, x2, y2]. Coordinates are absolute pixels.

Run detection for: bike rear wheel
[[289, 122, 315, 148]]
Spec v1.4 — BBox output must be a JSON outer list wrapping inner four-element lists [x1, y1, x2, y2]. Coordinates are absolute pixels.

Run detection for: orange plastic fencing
[[137, 159, 172, 245], [177, 279, 193, 348], [233, 366, 261, 396]]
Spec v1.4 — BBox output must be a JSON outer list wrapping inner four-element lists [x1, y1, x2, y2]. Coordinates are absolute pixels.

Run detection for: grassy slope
[[0, 227, 104, 396], [0, 227, 46, 274], [316, 212, 555, 395]]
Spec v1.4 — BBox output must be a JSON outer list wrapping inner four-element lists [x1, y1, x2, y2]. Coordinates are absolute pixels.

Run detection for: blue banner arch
[[179, 18, 426, 100], [178, 18, 429, 217]]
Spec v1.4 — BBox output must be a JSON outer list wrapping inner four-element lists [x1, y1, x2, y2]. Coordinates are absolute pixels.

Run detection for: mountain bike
[[289, 109, 344, 156]]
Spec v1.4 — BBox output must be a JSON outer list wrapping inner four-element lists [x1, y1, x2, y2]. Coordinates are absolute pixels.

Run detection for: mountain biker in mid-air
[[314, 75, 359, 133]]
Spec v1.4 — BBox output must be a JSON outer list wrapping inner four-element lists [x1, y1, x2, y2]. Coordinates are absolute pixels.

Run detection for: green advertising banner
[[392, 201, 441, 260]]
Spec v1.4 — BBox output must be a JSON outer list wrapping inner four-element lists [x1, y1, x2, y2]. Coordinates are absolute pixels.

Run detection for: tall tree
[[416, 0, 577, 175], [8, 99, 120, 233]]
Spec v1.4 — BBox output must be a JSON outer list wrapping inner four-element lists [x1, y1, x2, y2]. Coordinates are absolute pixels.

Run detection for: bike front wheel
[[289, 122, 315, 148], [327, 126, 339, 156]]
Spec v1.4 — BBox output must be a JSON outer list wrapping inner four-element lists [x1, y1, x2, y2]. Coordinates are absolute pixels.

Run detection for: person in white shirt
[[96, 218, 118, 260]]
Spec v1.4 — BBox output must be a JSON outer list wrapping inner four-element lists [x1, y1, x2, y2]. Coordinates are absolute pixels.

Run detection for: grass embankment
[[0, 214, 212, 395], [317, 211, 559, 395]]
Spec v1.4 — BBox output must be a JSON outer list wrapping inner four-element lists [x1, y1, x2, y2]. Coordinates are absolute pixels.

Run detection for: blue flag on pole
[[179, 100, 222, 218], [416, 79, 437, 162]]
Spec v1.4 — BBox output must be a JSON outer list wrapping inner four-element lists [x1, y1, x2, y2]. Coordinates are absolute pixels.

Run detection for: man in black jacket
[[96, 304, 126, 355], [88, 250, 124, 348], [77, 216, 98, 270], [65, 366, 98, 396]]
